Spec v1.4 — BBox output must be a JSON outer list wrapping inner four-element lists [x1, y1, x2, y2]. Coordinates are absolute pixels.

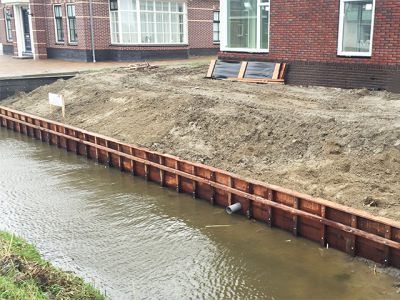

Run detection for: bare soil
[[3, 64, 400, 220]]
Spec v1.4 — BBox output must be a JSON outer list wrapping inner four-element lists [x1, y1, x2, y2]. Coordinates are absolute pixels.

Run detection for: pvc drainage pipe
[[226, 203, 242, 215]]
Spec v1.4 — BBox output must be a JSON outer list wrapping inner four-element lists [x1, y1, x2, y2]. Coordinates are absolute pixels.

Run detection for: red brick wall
[[188, 0, 219, 49], [220, 0, 400, 66], [43, 0, 219, 53]]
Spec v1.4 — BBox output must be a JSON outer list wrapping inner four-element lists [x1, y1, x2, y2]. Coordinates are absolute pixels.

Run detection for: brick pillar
[[29, 0, 47, 59]]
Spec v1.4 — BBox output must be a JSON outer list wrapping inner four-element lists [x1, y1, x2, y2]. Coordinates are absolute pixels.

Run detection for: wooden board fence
[[1, 105, 400, 268]]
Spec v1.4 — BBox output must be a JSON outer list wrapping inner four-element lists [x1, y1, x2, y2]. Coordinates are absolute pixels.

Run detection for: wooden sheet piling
[[1, 105, 400, 269]]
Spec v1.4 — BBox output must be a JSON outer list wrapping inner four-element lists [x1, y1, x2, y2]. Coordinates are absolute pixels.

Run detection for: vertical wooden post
[[159, 156, 165, 187], [64, 127, 69, 151], [293, 197, 299, 236], [75, 131, 80, 155], [347, 215, 357, 257], [266, 189, 275, 227], [105, 140, 112, 166], [130, 148, 135, 176], [227, 177, 233, 206], [38, 120, 43, 141], [210, 171, 216, 205], [56, 125, 60, 148], [384, 225, 391, 267], [83, 134, 89, 158], [117, 144, 123, 171], [47, 123, 52, 145], [175, 160, 181, 192], [246, 183, 253, 219], [144, 152, 149, 181], [321, 205, 327, 247], [192, 165, 197, 198], [94, 136, 99, 162]]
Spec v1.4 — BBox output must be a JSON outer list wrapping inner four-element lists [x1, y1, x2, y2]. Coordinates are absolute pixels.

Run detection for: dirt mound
[[3, 64, 400, 220]]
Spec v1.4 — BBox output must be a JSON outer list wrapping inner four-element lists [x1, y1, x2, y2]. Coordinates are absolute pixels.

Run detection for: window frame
[[108, 0, 188, 46], [66, 4, 77, 44], [220, 0, 270, 53], [4, 9, 13, 42], [337, 0, 375, 57], [213, 10, 220, 44], [53, 4, 64, 43]]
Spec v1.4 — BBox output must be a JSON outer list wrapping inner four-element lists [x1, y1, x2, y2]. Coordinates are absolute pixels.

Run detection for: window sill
[[221, 47, 269, 54], [110, 43, 189, 47], [68, 43, 78, 46], [337, 52, 372, 58], [55, 42, 65, 45]]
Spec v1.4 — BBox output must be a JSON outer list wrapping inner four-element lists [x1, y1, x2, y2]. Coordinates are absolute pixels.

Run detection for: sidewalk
[[0, 55, 214, 78]]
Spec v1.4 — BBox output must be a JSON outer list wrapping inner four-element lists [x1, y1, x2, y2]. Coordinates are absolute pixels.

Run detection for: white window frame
[[108, 0, 188, 46], [220, 0, 270, 53], [213, 10, 220, 44], [4, 9, 13, 42], [66, 4, 77, 44], [337, 0, 375, 57], [53, 4, 64, 43]]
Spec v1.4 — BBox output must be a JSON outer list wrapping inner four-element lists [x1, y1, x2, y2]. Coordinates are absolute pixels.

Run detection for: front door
[[21, 7, 32, 54]]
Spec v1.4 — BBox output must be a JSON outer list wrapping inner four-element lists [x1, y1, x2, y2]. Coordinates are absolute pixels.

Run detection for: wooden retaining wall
[[1, 105, 400, 268]]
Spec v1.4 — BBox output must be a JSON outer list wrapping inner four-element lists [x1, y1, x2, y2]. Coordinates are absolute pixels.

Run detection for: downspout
[[88, 0, 96, 62]]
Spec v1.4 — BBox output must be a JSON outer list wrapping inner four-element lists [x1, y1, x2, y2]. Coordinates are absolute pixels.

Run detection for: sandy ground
[[3, 63, 400, 220]]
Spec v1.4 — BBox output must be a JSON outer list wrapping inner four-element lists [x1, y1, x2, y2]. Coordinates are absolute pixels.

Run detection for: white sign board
[[49, 93, 64, 107], [48, 93, 65, 117]]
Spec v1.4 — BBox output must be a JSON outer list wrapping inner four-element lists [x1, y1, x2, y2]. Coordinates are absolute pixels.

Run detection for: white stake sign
[[48, 93, 65, 117]]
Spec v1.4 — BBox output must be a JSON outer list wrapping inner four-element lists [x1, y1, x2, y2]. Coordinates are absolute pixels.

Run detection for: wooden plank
[[206, 59, 217, 78], [238, 61, 248, 79], [144, 151, 149, 181], [105, 140, 112, 166], [279, 63, 287, 80], [272, 63, 281, 79], [226, 78, 284, 83]]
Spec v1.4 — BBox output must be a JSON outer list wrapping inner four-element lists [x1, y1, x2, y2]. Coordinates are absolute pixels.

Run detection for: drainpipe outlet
[[226, 203, 242, 215]]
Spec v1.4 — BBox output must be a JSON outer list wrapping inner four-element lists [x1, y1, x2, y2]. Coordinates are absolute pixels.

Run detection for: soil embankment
[[3, 64, 400, 220], [0, 231, 104, 299]]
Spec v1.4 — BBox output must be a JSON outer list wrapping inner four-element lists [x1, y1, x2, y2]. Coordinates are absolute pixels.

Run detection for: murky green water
[[0, 127, 398, 300]]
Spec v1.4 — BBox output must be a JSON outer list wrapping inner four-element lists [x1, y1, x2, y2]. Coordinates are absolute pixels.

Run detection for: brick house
[[218, 0, 400, 91], [0, 0, 220, 61]]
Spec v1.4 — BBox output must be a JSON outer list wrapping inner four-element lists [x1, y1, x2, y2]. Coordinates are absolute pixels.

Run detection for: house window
[[109, 0, 187, 45], [67, 4, 77, 44], [338, 0, 375, 57], [222, 0, 270, 52], [213, 11, 220, 43], [4, 9, 12, 42], [53, 5, 64, 43]]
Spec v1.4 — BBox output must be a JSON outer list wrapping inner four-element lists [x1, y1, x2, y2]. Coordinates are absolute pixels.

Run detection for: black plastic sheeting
[[244, 61, 276, 79], [212, 60, 241, 79]]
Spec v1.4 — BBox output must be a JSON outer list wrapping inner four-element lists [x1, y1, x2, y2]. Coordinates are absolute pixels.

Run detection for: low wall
[[0, 73, 76, 101], [217, 53, 400, 93]]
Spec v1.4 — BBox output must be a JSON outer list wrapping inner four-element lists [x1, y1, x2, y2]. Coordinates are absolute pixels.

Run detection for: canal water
[[0, 127, 398, 300]]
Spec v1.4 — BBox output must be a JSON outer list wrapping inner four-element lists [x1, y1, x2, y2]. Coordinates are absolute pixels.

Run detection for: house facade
[[218, 0, 400, 91], [0, 0, 220, 61]]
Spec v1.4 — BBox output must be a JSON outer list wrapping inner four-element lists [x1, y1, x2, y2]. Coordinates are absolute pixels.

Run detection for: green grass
[[0, 231, 105, 300]]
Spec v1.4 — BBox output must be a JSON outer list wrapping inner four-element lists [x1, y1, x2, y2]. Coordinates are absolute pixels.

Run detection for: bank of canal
[[0, 126, 399, 299]]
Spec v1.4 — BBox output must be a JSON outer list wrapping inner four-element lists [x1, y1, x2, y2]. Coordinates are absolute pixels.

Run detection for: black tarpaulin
[[212, 60, 241, 79], [244, 61, 276, 79]]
